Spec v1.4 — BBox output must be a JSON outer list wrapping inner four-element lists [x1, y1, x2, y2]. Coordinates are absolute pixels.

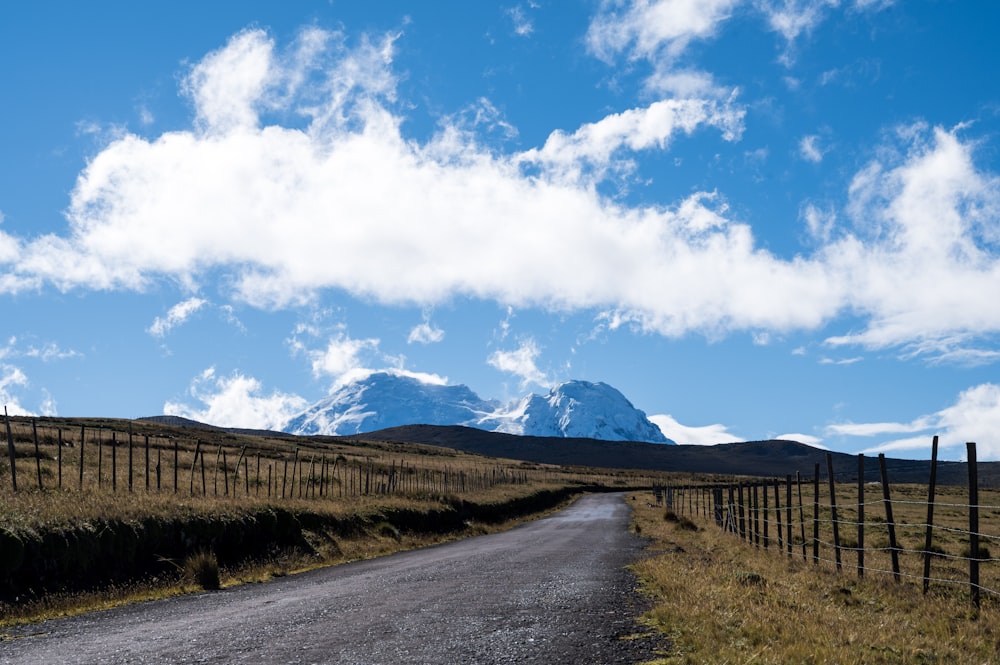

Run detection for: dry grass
[[627, 493, 1000, 664], [0, 416, 664, 628]]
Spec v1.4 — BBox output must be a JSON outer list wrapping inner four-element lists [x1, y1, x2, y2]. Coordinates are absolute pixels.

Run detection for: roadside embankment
[[0, 485, 613, 604]]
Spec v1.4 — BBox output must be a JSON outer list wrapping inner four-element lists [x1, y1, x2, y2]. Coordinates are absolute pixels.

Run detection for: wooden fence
[[656, 437, 998, 608], [0, 415, 565, 501]]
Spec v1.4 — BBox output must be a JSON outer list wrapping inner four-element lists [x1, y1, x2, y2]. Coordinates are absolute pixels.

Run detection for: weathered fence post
[[752, 484, 760, 547], [857, 454, 865, 579], [877, 453, 900, 581], [79, 425, 85, 491], [189, 441, 201, 495], [762, 481, 770, 549], [968, 441, 980, 609], [128, 424, 134, 493], [33, 419, 42, 490], [827, 453, 842, 573], [97, 428, 104, 489], [145, 434, 150, 492], [58, 428, 63, 489], [173, 439, 179, 493], [785, 474, 793, 558], [813, 463, 820, 564], [797, 472, 807, 561], [738, 483, 747, 540], [923, 436, 939, 594], [4, 407, 17, 492], [774, 480, 784, 551], [111, 431, 117, 492]]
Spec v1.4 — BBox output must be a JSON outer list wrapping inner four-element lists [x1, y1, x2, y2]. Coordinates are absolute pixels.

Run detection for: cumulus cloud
[[148, 297, 209, 338], [408, 318, 445, 344], [648, 413, 743, 445], [828, 383, 1000, 459], [587, 0, 739, 63], [0, 27, 994, 364], [0, 364, 33, 416], [164, 367, 308, 429], [488, 338, 550, 389], [518, 96, 744, 184]]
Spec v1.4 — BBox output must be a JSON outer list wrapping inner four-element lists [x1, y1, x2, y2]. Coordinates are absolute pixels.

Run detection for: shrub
[[375, 521, 400, 541], [677, 517, 699, 532], [664, 510, 679, 522], [183, 550, 220, 590]]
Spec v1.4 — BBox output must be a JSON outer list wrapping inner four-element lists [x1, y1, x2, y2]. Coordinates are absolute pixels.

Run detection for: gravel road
[[0, 493, 663, 664]]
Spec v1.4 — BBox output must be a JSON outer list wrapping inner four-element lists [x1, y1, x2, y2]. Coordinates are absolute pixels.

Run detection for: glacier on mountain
[[283, 371, 674, 444]]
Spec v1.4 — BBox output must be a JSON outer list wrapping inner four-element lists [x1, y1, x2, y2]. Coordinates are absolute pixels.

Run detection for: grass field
[[628, 487, 1000, 664]]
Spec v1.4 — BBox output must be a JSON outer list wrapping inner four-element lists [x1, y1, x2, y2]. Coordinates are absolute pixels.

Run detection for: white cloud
[[831, 383, 1000, 459], [648, 413, 743, 445], [25, 342, 81, 362], [507, 5, 535, 37], [587, 0, 739, 63], [823, 126, 1000, 359], [799, 134, 824, 162], [519, 97, 744, 185], [164, 367, 308, 430], [488, 338, 550, 388], [305, 332, 381, 384], [0, 363, 33, 417], [408, 319, 445, 344], [148, 297, 209, 338], [818, 356, 862, 365], [0, 29, 994, 365], [775, 432, 826, 447]]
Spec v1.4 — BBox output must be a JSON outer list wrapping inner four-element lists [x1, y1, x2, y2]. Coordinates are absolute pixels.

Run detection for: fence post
[[97, 428, 103, 489], [738, 483, 746, 540], [827, 453, 842, 573], [968, 441, 980, 609], [173, 439, 179, 494], [857, 454, 865, 579], [923, 436, 939, 594], [58, 428, 63, 489], [878, 453, 900, 582], [189, 441, 200, 495], [797, 472, 807, 561], [128, 424, 134, 493], [762, 481, 769, 549], [4, 407, 17, 492], [752, 484, 760, 547], [785, 475, 793, 558], [813, 463, 820, 564], [145, 434, 150, 492], [79, 425, 85, 491], [33, 419, 43, 490], [773, 480, 784, 551], [713, 487, 723, 527], [111, 431, 117, 493]]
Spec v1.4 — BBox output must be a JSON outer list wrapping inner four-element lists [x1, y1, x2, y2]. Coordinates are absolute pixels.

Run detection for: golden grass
[[627, 493, 1000, 664]]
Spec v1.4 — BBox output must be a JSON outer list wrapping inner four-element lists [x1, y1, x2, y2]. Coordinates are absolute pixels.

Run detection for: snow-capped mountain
[[283, 372, 674, 444], [282, 372, 499, 436]]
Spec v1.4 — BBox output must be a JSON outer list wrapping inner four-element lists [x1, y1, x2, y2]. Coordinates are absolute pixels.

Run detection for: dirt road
[[1, 493, 661, 664]]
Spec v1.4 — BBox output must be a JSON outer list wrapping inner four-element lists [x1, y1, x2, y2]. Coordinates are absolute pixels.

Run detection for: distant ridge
[[358, 424, 994, 486]]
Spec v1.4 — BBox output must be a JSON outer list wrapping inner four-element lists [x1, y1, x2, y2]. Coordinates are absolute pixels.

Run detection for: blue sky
[[2, 1, 999, 460]]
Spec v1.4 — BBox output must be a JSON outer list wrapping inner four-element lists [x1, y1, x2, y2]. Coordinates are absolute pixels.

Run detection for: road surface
[[1, 493, 661, 664]]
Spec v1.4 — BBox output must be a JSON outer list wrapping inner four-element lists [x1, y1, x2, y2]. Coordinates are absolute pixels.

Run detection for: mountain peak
[[283, 374, 674, 444]]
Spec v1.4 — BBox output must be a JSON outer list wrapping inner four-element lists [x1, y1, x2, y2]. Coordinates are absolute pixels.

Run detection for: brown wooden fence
[[657, 437, 998, 608]]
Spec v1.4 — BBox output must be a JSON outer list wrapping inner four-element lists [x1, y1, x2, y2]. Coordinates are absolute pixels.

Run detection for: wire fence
[[0, 415, 647, 503], [655, 437, 997, 608]]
